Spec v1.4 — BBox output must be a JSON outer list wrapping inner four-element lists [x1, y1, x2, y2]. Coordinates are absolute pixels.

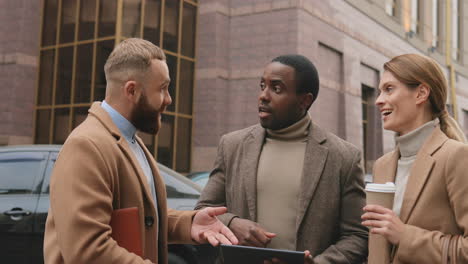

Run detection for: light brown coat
[[44, 102, 196, 264], [372, 126, 468, 263]]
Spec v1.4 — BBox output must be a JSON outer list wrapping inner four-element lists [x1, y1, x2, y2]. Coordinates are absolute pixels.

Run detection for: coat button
[[145, 216, 154, 227]]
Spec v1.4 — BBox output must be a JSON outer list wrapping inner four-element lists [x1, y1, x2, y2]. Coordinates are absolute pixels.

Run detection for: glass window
[[78, 0, 96, 40], [410, 0, 419, 33], [361, 85, 382, 174], [42, 0, 58, 46], [432, 0, 438, 47], [176, 117, 191, 172], [385, 0, 396, 16], [74, 44, 93, 103], [158, 114, 174, 168], [181, 2, 196, 58], [143, 0, 162, 45], [41, 153, 57, 194], [122, 0, 142, 38], [35, 109, 51, 144], [0, 153, 47, 195], [178, 59, 193, 115], [94, 40, 114, 101], [98, 0, 117, 37], [362, 85, 371, 173], [163, 0, 179, 52], [452, 0, 460, 60], [36, 0, 197, 172], [72, 107, 89, 129], [55, 46, 74, 105], [38, 50, 55, 106], [59, 1, 77, 43], [53, 108, 70, 144], [166, 54, 177, 112]]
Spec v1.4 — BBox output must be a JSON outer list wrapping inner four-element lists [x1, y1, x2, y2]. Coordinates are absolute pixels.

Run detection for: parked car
[[0, 145, 216, 264], [187, 171, 210, 188]]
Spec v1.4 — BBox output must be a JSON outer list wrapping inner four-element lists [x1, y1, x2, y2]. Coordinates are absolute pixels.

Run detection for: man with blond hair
[[44, 38, 237, 264]]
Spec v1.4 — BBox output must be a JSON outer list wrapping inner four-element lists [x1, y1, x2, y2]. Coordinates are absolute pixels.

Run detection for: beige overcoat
[[44, 102, 196, 264], [196, 122, 368, 263], [372, 126, 468, 263]]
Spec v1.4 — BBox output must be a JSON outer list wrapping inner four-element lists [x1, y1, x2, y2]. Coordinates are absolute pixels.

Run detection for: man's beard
[[130, 93, 161, 135]]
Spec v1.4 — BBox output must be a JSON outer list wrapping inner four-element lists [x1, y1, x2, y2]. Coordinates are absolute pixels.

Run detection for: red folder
[[110, 207, 143, 257]]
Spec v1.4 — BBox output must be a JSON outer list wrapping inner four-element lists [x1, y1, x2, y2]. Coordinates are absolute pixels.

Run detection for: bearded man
[[44, 38, 237, 264]]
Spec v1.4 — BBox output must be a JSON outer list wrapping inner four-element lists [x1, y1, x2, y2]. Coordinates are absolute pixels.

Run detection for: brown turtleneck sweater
[[256, 114, 311, 250]]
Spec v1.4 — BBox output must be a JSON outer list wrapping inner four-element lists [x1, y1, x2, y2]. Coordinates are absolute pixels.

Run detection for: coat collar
[[240, 121, 328, 229], [399, 126, 448, 223], [88, 102, 158, 211], [374, 126, 448, 223]]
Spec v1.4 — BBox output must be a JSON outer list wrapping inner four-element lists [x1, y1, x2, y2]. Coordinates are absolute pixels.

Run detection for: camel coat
[[196, 122, 368, 264], [44, 102, 196, 264], [372, 126, 468, 263]]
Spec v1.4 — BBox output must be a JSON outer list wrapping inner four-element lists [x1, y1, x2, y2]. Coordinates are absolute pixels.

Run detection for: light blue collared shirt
[[101, 101, 159, 232]]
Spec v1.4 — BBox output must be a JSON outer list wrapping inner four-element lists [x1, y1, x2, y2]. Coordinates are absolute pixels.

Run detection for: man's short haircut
[[104, 38, 166, 83], [271, 54, 320, 103]]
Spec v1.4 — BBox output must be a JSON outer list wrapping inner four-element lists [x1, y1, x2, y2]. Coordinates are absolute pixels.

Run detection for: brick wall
[[0, 0, 41, 145]]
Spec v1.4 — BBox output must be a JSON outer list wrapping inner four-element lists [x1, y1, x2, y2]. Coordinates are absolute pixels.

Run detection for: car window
[[159, 167, 200, 199], [38, 153, 199, 199], [0, 152, 47, 195], [41, 152, 57, 194]]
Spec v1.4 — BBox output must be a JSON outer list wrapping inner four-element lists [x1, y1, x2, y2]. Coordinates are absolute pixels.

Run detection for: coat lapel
[[88, 102, 157, 211], [295, 122, 328, 232], [373, 150, 399, 184], [136, 136, 167, 213], [399, 127, 447, 223], [240, 126, 265, 221], [116, 137, 157, 210]]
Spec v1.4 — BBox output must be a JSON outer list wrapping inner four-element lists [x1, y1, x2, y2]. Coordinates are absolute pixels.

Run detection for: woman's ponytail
[[438, 110, 467, 143]]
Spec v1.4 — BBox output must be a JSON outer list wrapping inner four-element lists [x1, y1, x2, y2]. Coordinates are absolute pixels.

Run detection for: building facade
[[192, 0, 468, 173], [1, 0, 467, 174]]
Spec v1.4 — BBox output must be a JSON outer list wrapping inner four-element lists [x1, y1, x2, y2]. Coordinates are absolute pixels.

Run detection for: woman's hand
[[362, 204, 405, 245]]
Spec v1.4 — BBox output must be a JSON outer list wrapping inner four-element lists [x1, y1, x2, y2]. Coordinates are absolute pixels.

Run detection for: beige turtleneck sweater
[[393, 119, 438, 216], [256, 114, 311, 250]]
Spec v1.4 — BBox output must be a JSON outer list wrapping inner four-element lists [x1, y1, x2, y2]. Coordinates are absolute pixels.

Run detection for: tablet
[[220, 244, 304, 264]]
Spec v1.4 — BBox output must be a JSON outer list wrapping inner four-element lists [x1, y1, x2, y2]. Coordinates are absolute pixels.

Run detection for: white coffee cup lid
[[365, 182, 396, 193]]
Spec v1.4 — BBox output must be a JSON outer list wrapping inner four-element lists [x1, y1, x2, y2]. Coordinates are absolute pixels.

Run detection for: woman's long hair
[[384, 54, 466, 142]]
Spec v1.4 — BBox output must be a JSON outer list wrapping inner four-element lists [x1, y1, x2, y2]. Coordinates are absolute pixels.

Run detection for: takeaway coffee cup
[[365, 182, 396, 264], [365, 182, 396, 209]]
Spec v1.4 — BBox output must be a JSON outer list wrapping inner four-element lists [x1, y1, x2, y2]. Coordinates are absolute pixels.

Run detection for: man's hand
[[229, 218, 276, 247], [361, 204, 404, 245], [263, 250, 314, 264], [191, 207, 239, 246]]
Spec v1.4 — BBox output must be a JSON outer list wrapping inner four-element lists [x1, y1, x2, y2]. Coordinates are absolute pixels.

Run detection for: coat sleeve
[[167, 208, 197, 244], [314, 149, 369, 264], [195, 136, 238, 226], [48, 136, 153, 264], [397, 144, 468, 263]]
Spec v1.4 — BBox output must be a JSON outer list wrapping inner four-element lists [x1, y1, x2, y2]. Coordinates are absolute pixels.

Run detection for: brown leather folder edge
[[110, 207, 143, 257]]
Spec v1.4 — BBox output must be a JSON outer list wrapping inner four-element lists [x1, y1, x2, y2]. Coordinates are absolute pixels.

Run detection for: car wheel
[[168, 252, 188, 264]]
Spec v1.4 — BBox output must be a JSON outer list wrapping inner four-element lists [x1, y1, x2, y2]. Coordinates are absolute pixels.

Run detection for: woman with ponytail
[[362, 53, 468, 263]]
